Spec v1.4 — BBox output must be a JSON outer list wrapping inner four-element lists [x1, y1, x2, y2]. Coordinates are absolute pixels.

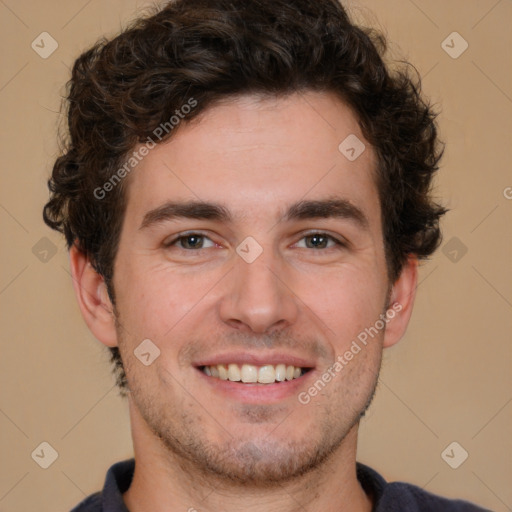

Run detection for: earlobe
[[69, 244, 119, 348], [382, 256, 418, 349]]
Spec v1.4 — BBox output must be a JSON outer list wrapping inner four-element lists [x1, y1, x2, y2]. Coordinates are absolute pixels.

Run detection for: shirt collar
[[100, 458, 385, 511]]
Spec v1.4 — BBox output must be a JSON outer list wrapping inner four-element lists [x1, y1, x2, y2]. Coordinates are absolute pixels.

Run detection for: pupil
[[185, 235, 201, 248], [309, 235, 326, 248]]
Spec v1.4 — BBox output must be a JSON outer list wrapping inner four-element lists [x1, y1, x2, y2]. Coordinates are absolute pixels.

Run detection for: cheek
[[115, 258, 223, 342], [295, 264, 387, 344]]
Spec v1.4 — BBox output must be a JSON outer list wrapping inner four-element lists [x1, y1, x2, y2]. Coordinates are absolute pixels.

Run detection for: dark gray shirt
[[70, 459, 491, 511]]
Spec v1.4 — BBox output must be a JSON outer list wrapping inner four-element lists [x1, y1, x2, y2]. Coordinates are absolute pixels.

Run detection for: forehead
[[123, 91, 379, 227]]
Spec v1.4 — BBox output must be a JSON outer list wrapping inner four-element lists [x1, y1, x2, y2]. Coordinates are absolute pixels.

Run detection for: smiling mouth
[[199, 363, 312, 384]]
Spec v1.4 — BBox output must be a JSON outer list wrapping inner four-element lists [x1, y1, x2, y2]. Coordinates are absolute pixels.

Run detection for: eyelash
[[163, 232, 346, 251]]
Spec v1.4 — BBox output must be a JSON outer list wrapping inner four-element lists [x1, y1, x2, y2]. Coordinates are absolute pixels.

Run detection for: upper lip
[[193, 352, 316, 369]]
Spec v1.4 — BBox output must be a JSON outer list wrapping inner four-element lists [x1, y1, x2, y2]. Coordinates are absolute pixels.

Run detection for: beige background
[[0, 1, 510, 511]]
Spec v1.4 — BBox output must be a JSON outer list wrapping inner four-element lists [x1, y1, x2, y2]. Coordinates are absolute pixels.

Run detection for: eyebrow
[[139, 198, 369, 231]]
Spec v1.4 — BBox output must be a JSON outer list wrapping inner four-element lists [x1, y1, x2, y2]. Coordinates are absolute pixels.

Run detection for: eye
[[162, 231, 345, 252], [164, 233, 216, 250], [295, 232, 345, 250]]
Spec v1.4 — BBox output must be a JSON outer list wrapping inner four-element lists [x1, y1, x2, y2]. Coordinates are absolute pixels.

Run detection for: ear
[[382, 256, 418, 349], [69, 244, 118, 347]]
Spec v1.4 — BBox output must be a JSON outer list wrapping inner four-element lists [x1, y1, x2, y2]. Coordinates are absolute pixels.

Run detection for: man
[[43, 0, 489, 510]]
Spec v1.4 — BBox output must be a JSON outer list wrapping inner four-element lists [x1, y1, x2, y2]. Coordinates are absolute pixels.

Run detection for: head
[[43, 0, 446, 486]]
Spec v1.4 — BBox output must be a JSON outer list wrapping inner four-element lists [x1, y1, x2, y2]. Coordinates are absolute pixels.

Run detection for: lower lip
[[196, 368, 315, 404]]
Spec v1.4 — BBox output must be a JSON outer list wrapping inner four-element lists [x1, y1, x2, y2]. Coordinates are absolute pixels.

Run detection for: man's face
[[112, 92, 394, 483]]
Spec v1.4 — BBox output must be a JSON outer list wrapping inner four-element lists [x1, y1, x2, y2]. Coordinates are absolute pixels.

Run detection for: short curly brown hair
[[43, 0, 447, 393]]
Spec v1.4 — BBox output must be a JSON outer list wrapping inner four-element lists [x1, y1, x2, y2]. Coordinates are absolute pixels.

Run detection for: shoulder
[[379, 481, 492, 511], [67, 458, 135, 512], [69, 492, 102, 512], [356, 463, 490, 512]]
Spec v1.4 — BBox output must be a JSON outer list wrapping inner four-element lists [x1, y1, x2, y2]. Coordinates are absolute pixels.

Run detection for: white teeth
[[241, 364, 258, 383], [202, 363, 306, 383], [275, 364, 286, 382], [258, 365, 275, 384], [218, 365, 228, 380], [227, 363, 241, 381]]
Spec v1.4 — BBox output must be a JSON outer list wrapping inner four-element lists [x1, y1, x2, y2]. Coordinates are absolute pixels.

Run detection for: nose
[[218, 248, 299, 334]]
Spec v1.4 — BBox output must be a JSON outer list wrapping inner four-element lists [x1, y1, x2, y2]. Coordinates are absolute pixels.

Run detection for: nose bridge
[[238, 249, 279, 298], [219, 245, 298, 333]]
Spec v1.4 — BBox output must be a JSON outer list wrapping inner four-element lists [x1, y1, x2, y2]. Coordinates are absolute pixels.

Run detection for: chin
[[155, 423, 349, 487]]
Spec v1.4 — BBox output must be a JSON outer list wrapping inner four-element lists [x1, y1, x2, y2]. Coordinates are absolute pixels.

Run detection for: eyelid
[[293, 231, 347, 249], [162, 231, 218, 248]]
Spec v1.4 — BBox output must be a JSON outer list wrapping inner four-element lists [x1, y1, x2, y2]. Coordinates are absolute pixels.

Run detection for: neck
[[123, 400, 372, 512]]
